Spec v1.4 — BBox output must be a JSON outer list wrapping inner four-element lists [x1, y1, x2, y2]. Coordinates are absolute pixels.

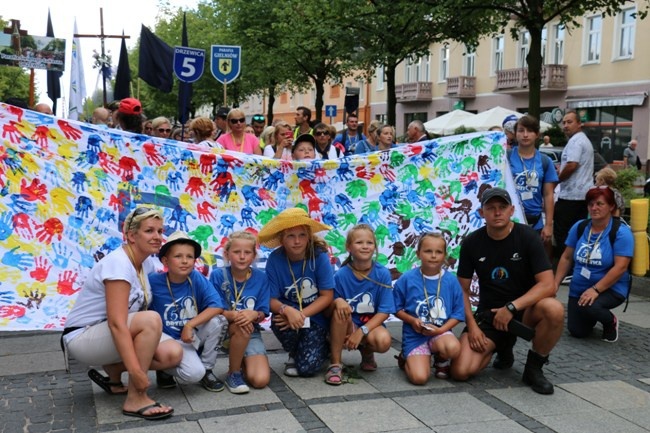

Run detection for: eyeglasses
[[252, 115, 265, 122], [157, 128, 171, 133], [229, 118, 246, 124], [315, 131, 329, 136], [126, 207, 152, 232]]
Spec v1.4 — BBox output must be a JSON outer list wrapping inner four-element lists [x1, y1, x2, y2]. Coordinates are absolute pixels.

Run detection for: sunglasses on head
[[315, 131, 329, 136], [126, 207, 153, 232], [252, 115, 265, 122], [229, 118, 246, 124], [157, 128, 171, 133]]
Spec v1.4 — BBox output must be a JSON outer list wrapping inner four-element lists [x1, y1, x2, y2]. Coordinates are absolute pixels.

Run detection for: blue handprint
[[0, 211, 14, 241], [241, 206, 257, 227], [170, 205, 196, 232], [263, 170, 284, 191], [109, 132, 125, 150], [76, 149, 99, 168], [413, 217, 433, 233], [48, 243, 72, 268], [2, 247, 33, 270], [9, 194, 37, 214], [71, 172, 88, 193], [66, 215, 84, 242], [296, 167, 315, 181], [75, 196, 93, 219], [241, 185, 262, 207], [166, 171, 183, 191], [75, 246, 96, 269], [24, 110, 55, 125], [102, 236, 123, 252], [43, 161, 62, 185], [334, 194, 353, 212], [470, 209, 483, 228], [322, 212, 338, 228], [219, 215, 237, 235], [336, 159, 353, 181], [86, 134, 104, 153], [95, 208, 116, 225]]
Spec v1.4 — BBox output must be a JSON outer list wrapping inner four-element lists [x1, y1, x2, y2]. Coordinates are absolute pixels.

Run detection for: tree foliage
[[0, 18, 31, 102]]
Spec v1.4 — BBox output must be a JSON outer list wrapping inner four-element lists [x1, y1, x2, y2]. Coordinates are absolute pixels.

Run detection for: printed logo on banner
[[210, 45, 241, 84], [174, 46, 205, 83]]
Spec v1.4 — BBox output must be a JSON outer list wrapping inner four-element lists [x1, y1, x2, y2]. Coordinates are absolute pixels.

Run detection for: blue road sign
[[210, 45, 241, 84], [325, 105, 337, 118], [174, 46, 205, 83]]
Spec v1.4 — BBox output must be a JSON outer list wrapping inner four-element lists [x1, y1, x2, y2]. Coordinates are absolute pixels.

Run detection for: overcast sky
[[2, 0, 196, 114]]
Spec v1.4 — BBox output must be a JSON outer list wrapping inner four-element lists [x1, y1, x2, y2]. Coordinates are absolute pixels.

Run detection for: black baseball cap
[[216, 107, 230, 119], [481, 187, 512, 206]]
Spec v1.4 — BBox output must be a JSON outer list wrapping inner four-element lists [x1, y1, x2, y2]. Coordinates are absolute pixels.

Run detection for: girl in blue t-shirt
[[325, 224, 395, 385], [209, 231, 271, 394], [394, 233, 465, 385]]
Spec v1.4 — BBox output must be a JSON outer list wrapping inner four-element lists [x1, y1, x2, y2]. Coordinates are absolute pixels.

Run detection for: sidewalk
[[2, 282, 650, 433]]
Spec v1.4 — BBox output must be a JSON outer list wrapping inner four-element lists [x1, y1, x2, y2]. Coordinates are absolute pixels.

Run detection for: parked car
[[539, 146, 563, 173]]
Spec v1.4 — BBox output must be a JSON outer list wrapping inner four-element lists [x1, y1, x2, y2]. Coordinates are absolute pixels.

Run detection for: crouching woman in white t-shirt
[[62, 207, 182, 421]]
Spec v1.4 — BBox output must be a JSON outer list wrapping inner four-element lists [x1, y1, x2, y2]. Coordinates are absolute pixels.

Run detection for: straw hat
[[258, 208, 331, 249], [159, 231, 202, 259]]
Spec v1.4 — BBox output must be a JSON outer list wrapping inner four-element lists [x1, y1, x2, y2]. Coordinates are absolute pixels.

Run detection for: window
[[423, 54, 431, 82], [615, 7, 636, 59], [330, 85, 340, 99], [376, 65, 384, 91], [585, 15, 602, 63], [405, 57, 414, 83], [492, 35, 504, 75], [356, 78, 364, 102], [518, 30, 530, 67], [541, 27, 548, 65], [552, 23, 564, 64], [464, 45, 475, 76], [439, 45, 449, 81]]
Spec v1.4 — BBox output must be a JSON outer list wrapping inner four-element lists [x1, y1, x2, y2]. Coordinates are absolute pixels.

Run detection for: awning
[[566, 93, 647, 109]]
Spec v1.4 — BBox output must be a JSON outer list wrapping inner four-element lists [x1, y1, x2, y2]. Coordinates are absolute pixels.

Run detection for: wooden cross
[[2, 20, 36, 106], [74, 8, 129, 107]]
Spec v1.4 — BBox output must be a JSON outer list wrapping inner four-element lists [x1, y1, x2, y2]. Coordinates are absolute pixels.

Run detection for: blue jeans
[[567, 291, 624, 337], [271, 320, 328, 377]]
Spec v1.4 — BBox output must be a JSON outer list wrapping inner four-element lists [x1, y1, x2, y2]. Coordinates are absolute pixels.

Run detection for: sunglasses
[[252, 115, 265, 122], [315, 131, 329, 136], [126, 207, 152, 232], [229, 118, 246, 124], [157, 128, 171, 133]]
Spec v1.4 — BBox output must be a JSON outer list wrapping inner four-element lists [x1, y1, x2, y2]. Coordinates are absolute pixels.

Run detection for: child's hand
[[333, 298, 352, 321], [181, 324, 195, 344], [235, 321, 254, 335], [276, 305, 304, 330], [344, 329, 363, 350], [234, 309, 257, 327]]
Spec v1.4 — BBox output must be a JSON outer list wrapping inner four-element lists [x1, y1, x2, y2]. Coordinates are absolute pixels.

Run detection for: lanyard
[[421, 269, 442, 319], [287, 257, 307, 311], [517, 150, 537, 187], [585, 226, 604, 267], [166, 275, 196, 317], [349, 263, 392, 289], [125, 244, 148, 310], [230, 268, 250, 310]]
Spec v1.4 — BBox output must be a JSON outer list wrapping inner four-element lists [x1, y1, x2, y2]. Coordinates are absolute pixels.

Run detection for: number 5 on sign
[[174, 47, 206, 83]]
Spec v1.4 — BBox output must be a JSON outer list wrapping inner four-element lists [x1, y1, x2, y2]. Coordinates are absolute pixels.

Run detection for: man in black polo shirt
[[451, 188, 564, 394]]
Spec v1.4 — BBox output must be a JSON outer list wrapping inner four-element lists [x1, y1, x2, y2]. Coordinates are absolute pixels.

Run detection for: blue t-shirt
[[334, 262, 395, 327], [566, 218, 634, 299], [393, 268, 465, 357], [149, 269, 226, 340], [209, 267, 270, 315], [266, 247, 335, 328], [333, 131, 367, 154], [509, 147, 558, 230]]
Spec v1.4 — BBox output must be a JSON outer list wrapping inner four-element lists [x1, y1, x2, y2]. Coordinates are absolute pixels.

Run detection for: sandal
[[88, 369, 127, 395], [284, 356, 299, 377], [360, 350, 377, 372], [394, 352, 406, 371], [324, 364, 343, 385], [122, 402, 173, 420]]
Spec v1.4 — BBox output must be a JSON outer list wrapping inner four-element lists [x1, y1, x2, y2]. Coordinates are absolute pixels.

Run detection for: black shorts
[[463, 310, 524, 353]]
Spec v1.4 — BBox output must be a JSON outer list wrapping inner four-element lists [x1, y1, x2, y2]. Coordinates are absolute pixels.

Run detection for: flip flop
[[88, 369, 127, 395], [122, 402, 173, 421]]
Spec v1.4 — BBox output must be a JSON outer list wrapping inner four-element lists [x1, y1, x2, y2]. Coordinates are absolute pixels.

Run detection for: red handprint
[[108, 191, 129, 211], [279, 159, 293, 173], [32, 125, 56, 148], [142, 142, 164, 166], [379, 164, 396, 182], [36, 218, 64, 244], [57, 270, 79, 295], [220, 153, 244, 169], [2, 120, 23, 144], [200, 153, 216, 174], [118, 156, 141, 181], [258, 188, 276, 207], [12, 212, 34, 239], [197, 201, 216, 222], [355, 166, 374, 179], [20, 178, 48, 202], [98, 152, 120, 174], [57, 119, 82, 140], [185, 176, 206, 197], [30, 257, 52, 282], [0, 305, 26, 319], [6, 105, 24, 122], [299, 179, 318, 199], [314, 167, 329, 183], [404, 144, 423, 156], [308, 196, 325, 214]]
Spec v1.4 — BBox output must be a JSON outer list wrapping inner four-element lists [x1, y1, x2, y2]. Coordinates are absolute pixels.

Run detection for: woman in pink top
[[216, 108, 262, 155]]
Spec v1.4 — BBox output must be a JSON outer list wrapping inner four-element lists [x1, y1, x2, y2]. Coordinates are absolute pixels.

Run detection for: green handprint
[[346, 179, 368, 199], [376, 252, 389, 266], [438, 218, 460, 239], [375, 225, 390, 247], [257, 208, 279, 226], [390, 151, 406, 167], [433, 156, 451, 177], [398, 164, 419, 183], [459, 156, 476, 173], [448, 243, 462, 260], [394, 247, 417, 273], [451, 139, 469, 155], [325, 231, 347, 255], [154, 184, 171, 197], [470, 137, 487, 152], [296, 203, 308, 214], [416, 178, 435, 195], [443, 180, 462, 200], [338, 213, 358, 230], [189, 225, 215, 250], [362, 200, 381, 214], [395, 202, 416, 220], [490, 143, 504, 164]]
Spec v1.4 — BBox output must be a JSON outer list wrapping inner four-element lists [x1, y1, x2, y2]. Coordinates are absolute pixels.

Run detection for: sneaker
[[433, 356, 450, 379], [602, 314, 619, 343], [561, 275, 572, 285], [156, 370, 177, 389], [225, 371, 250, 394], [200, 370, 225, 392], [284, 356, 299, 377]]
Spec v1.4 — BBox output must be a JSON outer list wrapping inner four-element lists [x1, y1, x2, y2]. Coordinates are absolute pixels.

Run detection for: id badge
[[302, 317, 311, 328], [521, 191, 533, 201], [580, 267, 591, 279]]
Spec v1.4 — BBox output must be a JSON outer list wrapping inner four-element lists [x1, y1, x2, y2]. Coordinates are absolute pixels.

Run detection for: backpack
[[507, 148, 551, 175], [576, 217, 633, 311]]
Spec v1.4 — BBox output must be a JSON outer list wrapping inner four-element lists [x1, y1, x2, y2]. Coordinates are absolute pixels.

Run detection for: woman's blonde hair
[[191, 116, 216, 142], [122, 207, 163, 234], [367, 120, 382, 136], [260, 126, 276, 146], [151, 116, 171, 130], [595, 167, 617, 186]]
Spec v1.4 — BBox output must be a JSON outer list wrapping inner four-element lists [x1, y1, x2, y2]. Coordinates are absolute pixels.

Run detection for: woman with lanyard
[[554, 186, 633, 342], [354, 120, 381, 154], [258, 208, 334, 377], [216, 108, 262, 155], [393, 233, 465, 385], [62, 207, 181, 420], [508, 115, 558, 256]]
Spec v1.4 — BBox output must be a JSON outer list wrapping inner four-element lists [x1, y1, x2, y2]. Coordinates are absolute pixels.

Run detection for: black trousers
[[567, 291, 624, 337], [553, 199, 587, 256]]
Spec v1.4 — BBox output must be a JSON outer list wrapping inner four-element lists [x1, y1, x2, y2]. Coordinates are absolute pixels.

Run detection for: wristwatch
[[360, 325, 369, 336], [505, 302, 517, 314]]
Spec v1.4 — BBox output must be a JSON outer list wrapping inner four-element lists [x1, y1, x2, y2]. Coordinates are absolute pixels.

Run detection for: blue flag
[[138, 25, 173, 93]]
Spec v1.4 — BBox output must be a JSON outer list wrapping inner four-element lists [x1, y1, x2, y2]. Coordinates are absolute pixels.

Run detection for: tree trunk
[[526, 24, 543, 121], [314, 78, 325, 123], [386, 65, 397, 126], [266, 84, 276, 125]]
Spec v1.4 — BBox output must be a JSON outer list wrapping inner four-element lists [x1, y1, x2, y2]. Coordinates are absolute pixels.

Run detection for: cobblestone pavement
[[2, 284, 650, 433]]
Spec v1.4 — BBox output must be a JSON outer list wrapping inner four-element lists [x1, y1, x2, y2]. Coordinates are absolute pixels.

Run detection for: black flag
[[46, 10, 62, 114], [138, 25, 173, 93], [113, 33, 131, 100], [178, 13, 192, 125]]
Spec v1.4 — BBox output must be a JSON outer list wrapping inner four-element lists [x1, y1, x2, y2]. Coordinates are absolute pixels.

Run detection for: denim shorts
[[244, 330, 267, 357]]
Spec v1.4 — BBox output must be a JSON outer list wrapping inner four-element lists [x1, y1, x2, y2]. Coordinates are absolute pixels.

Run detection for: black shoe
[[200, 370, 225, 392], [156, 371, 177, 389], [522, 349, 554, 395], [602, 314, 619, 343], [492, 347, 514, 370]]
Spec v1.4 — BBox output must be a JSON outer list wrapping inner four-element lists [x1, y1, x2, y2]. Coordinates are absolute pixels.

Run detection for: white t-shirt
[[65, 247, 158, 329], [263, 144, 292, 160], [559, 131, 594, 200]]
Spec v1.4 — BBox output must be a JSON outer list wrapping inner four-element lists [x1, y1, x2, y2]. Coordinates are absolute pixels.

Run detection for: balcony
[[396, 82, 432, 102], [495, 64, 567, 92], [445, 76, 476, 98]]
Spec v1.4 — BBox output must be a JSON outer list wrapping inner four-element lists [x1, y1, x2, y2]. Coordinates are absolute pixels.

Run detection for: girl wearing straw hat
[[258, 207, 334, 377]]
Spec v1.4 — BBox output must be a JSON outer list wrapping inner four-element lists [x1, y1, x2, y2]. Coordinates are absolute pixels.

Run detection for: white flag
[[68, 19, 87, 120]]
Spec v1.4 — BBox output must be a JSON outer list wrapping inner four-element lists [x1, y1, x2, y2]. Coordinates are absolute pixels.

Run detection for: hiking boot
[[522, 349, 554, 395], [493, 346, 515, 370], [200, 370, 225, 392], [225, 370, 250, 394], [602, 314, 619, 343], [156, 371, 177, 389], [433, 355, 450, 379]]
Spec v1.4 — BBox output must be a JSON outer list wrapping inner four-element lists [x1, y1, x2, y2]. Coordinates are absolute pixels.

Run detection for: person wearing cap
[[62, 207, 179, 420], [258, 207, 334, 377], [214, 106, 230, 141], [502, 114, 518, 149], [292, 133, 317, 161], [451, 188, 564, 395], [216, 108, 262, 155], [116, 98, 144, 133]]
